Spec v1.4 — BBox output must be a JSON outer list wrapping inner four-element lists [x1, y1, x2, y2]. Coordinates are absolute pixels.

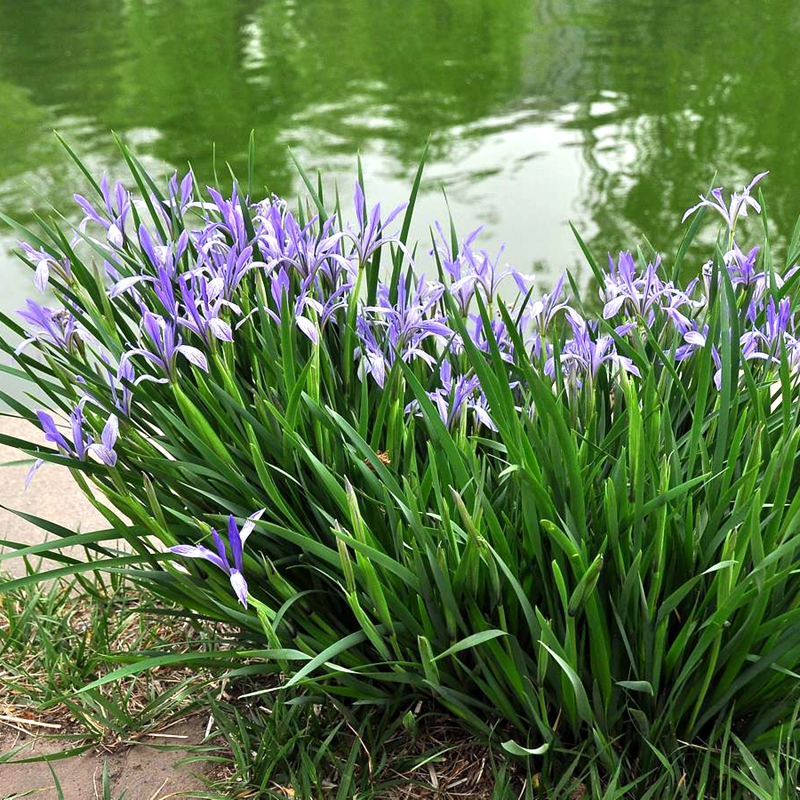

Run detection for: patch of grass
[[204, 689, 530, 799], [1, 568, 799, 798], [0, 567, 220, 750], [204, 690, 800, 799]]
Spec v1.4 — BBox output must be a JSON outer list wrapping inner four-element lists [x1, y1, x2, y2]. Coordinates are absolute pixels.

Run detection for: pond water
[[1, 0, 800, 347]]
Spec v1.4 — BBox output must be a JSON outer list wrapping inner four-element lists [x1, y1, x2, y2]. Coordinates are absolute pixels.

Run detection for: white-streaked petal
[[239, 508, 266, 546]]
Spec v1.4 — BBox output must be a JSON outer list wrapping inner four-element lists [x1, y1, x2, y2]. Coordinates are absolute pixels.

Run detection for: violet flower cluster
[[14, 168, 796, 607], [26, 406, 118, 486]]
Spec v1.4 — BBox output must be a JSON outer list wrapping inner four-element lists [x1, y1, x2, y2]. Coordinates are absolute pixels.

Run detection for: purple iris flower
[[682, 172, 768, 232], [725, 243, 762, 288], [170, 509, 266, 608], [547, 317, 641, 386], [178, 274, 236, 345], [714, 243, 798, 324], [367, 273, 452, 367], [676, 326, 726, 390], [679, 328, 714, 360], [27, 406, 118, 486], [346, 181, 408, 267], [663, 293, 696, 337], [253, 198, 292, 268], [406, 360, 497, 431], [459, 313, 515, 363], [762, 297, 793, 347], [19, 242, 72, 293], [448, 243, 516, 305], [195, 243, 265, 302], [15, 301, 86, 355], [257, 200, 310, 275], [526, 332, 551, 362], [743, 263, 800, 324], [433, 223, 526, 313], [739, 332, 772, 365], [738, 330, 781, 371], [266, 268, 323, 344], [205, 185, 249, 250], [121, 310, 208, 383], [111, 266, 179, 320], [355, 317, 390, 387], [254, 197, 289, 248], [602, 252, 675, 325], [675, 323, 709, 362], [110, 227, 191, 298], [78, 355, 136, 419], [74, 176, 132, 248], [103, 357, 136, 417], [319, 281, 353, 327], [528, 273, 578, 336], [740, 297, 795, 363], [163, 170, 195, 218], [264, 212, 348, 281], [679, 324, 785, 390], [433, 224, 483, 313], [154, 267, 181, 318]]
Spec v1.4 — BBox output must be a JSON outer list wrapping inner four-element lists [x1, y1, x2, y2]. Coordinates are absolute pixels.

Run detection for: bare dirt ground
[[0, 417, 217, 799], [0, 717, 211, 799]]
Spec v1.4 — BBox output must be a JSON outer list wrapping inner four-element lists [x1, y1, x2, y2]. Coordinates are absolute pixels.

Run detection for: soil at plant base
[[0, 716, 211, 798]]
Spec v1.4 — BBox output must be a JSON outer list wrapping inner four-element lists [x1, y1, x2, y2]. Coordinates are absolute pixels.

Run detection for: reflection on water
[[1, 0, 800, 334]]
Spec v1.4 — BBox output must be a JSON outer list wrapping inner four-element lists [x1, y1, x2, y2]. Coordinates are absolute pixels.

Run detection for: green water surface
[[1, 0, 799, 326]]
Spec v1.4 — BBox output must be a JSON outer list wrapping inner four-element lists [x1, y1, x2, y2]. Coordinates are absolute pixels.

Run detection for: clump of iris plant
[[4, 143, 800, 792], [10, 155, 795, 607], [12, 161, 799, 598]]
